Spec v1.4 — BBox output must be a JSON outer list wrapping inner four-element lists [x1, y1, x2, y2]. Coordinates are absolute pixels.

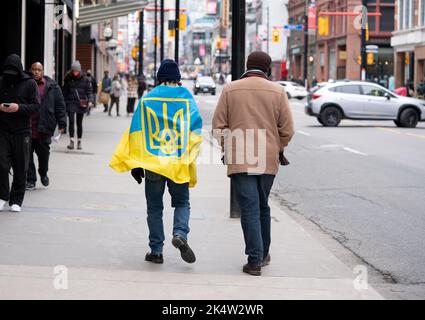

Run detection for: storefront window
[[398, 0, 404, 29], [421, 0, 425, 26], [380, 7, 394, 31], [368, 7, 376, 32]]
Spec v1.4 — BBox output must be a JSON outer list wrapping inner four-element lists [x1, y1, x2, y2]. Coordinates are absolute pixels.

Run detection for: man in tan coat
[[212, 51, 294, 276]]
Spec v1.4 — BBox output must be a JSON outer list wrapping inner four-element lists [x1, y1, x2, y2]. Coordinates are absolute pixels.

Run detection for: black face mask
[[3, 73, 19, 85]]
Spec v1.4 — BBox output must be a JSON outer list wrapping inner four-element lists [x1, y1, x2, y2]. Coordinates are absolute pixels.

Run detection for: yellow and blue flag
[[109, 85, 203, 187]]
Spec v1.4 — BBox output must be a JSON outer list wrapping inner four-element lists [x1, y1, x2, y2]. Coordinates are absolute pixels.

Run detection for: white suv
[[305, 81, 425, 128]]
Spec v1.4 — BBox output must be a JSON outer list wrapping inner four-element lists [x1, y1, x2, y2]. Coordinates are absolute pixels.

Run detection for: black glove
[[131, 168, 145, 184], [279, 152, 290, 166]]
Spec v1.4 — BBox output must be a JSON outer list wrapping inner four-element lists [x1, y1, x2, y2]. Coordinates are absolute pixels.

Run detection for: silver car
[[305, 81, 425, 127]]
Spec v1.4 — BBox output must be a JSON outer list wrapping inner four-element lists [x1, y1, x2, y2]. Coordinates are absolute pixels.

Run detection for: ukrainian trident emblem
[[143, 99, 189, 157]]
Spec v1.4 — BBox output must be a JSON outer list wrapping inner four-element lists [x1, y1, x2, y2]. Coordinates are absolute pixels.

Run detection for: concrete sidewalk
[[0, 107, 382, 299]]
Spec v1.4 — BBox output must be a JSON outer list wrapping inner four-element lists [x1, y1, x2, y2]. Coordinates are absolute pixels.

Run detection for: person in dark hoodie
[[0, 54, 40, 212], [26, 62, 66, 191], [62, 61, 93, 150]]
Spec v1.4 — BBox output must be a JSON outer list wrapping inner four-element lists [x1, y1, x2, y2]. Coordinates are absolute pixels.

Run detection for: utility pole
[[175, 0, 180, 63], [160, 0, 164, 62], [154, 0, 158, 86], [230, 0, 246, 219], [267, 5, 270, 53], [231, 0, 245, 80], [303, 0, 309, 88], [360, 0, 367, 81], [138, 10, 144, 76]]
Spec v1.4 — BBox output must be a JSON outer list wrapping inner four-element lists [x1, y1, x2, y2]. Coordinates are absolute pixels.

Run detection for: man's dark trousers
[[27, 137, 51, 184], [0, 132, 30, 206], [231, 173, 275, 266]]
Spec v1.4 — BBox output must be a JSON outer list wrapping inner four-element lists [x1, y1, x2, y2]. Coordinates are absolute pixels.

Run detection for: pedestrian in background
[[212, 51, 294, 276], [137, 75, 147, 99], [126, 72, 138, 116], [110, 59, 203, 265], [388, 75, 395, 92], [26, 62, 66, 191], [108, 75, 122, 117], [85, 69, 97, 116], [0, 54, 40, 212], [62, 61, 93, 150], [100, 70, 112, 112]]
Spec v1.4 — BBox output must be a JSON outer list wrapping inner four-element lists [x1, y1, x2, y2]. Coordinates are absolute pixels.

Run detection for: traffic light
[[318, 16, 329, 36], [365, 23, 369, 41], [367, 52, 374, 65], [179, 13, 187, 31], [131, 46, 139, 60], [169, 29, 175, 38], [153, 36, 159, 45], [272, 29, 280, 43], [357, 55, 361, 65], [405, 52, 410, 65], [216, 37, 222, 49]]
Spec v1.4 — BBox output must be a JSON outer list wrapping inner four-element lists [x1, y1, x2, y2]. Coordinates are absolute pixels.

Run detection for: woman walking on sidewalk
[[110, 59, 203, 264], [108, 75, 122, 117], [62, 61, 93, 150], [126, 73, 138, 116]]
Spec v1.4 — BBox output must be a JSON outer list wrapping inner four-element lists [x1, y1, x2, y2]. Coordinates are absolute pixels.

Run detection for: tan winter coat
[[212, 76, 294, 176]]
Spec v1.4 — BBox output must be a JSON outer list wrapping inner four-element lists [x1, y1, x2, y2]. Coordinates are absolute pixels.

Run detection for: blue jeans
[[144, 170, 190, 255], [231, 173, 275, 266]]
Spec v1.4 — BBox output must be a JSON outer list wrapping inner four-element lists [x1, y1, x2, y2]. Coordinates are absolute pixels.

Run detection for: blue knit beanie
[[157, 59, 181, 82]]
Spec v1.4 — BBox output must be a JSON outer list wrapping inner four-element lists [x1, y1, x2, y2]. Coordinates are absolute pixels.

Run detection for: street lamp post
[[160, 0, 164, 62], [175, 0, 180, 63], [230, 0, 246, 219], [360, 0, 367, 81], [154, 0, 158, 86], [303, 0, 309, 88], [138, 10, 144, 76]]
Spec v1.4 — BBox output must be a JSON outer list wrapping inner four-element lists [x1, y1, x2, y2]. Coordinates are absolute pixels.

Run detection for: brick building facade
[[287, 0, 395, 85], [391, 0, 425, 92]]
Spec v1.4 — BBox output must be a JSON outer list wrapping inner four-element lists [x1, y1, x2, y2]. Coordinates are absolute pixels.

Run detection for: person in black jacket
[[62, 61, 93, 150], [0, 54, 40, 212], [26, 62, 67, 191], [86, 69, 97, 116]]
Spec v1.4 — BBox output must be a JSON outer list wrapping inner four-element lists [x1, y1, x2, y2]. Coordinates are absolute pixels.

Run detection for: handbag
[[75, 89, 89, 108], [99, 91, 110, 104]]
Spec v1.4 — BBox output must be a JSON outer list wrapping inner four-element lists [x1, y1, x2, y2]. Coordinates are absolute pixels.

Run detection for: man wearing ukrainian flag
[[110, 60, 202, 264]]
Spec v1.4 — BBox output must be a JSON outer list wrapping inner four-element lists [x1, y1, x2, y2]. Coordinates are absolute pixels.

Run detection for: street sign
[[284, 24, 303, 31], [366, 45, 378, 53]]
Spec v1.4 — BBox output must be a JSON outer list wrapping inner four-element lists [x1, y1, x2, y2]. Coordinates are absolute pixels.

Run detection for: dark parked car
[[193, 76, 216, 95]]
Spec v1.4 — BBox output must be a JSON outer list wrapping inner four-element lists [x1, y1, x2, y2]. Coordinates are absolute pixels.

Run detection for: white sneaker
[[0, 199, 6, 211], [10, 204, 21, 212]]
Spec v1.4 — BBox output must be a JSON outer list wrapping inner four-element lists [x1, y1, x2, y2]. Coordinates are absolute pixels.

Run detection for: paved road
[[191, 80, 425, 294], [273, 100, 425, 286]]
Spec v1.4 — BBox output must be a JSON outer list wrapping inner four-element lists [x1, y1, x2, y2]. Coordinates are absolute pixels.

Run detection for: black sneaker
[[145, 253, 164, 264], [172, 235, 196, 264], [243, 263, 261, 276], [261, 254, 271, 267], [26, 182, 36, 191], [67, 140, 74, 150], [40, 175, 49, 187]]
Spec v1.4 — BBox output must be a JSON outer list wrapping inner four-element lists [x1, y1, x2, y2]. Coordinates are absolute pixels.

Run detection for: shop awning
[[78, 0, 149, 27]]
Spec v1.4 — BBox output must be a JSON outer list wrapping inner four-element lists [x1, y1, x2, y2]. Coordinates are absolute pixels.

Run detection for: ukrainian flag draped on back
[[110, 85, 203, 187]]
